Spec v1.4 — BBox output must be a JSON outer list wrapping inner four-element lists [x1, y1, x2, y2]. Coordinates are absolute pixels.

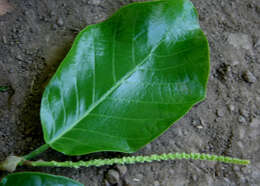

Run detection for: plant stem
[[0, 144, 49, 172], [24, 152, 250, 168], [23, 144, 50, 160]]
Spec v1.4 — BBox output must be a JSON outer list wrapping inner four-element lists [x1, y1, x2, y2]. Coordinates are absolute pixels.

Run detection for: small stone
[[233, 165, 240, 171], [2, 36, 7, 44], [182, 129, 189, 136], [237, 126, 246, 139], [43, 17, 48, 22], [16, 54, 23, 61], [242, 71, 256, 83], [103, 179, 110, 186], [116, 165, 127, 176], [199, 118, 205, 126], [145, 143, 152, 151], [154, 180, 160, 186], [134, 173, 143, 181], [52, 24, 58, 30], [50, 10, 55, 16], [216, 108, 225, 117], [250, 117, 260, 128], [123, 181, 133, 186], [106, 169, 120, 184], [192, 174, 198, 181], [197, 125, 203, 129], [238, 116, 246, 123], [228, 33, 252, 51], [239, 109, 249, 118], [231, 61, 240, 66], [228, 104, 235, 112], [254, 38, 260, 48], [192, 120, 198, 126], [88, 0, 101, 5], [241, 166, 252, 174], [57, 17, 64, 26]]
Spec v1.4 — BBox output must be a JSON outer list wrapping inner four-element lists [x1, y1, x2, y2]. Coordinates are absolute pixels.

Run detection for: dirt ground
[[0, 0, 259, 185]]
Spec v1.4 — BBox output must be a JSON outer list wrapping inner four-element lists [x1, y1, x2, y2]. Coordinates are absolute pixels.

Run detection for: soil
[[0, 0, 259, 185]]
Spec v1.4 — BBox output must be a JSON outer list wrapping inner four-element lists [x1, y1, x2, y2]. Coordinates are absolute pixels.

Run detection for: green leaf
[[40, 0, 209, 155], [0, 172, 83, 186]]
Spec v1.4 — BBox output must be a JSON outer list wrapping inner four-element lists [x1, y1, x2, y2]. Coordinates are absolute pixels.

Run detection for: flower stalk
[[24, 152, 250, 169]]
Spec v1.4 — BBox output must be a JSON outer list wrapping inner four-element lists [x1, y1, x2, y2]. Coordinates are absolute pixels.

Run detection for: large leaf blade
[[40, 0, 209, 155], [0, 172, 83, 186]]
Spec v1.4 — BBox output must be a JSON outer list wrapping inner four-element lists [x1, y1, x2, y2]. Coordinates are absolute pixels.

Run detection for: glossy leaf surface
[[0, 172, 83, 186], [40, 0, 209, 155]]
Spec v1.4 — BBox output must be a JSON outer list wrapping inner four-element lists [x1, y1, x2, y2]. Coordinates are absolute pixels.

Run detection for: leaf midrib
[[48, 41, 162, 145]]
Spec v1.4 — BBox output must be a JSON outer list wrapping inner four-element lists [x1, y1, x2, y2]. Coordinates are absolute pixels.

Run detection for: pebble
[[123, 181, 133, 186], [57, 17, 64, 26], [182, 129, 189, 136], [242, 71, 256, 83], [199, 118, 206, 126], [228, 33, 252, 51], [237, 126, 246, 139], [154, 180, 160, 186], [103, 179, 110, 186], [192, 120, 198, 126], [216, 108, 225, 117], [136, 174, 144, 180], [238, 116, 246, 123], [134, 173, 143, 182], [16, 54, 23, 61], [231, 61, 240, 66], [116, 165, 127, 176], [145, 143, 152, 151], [233, 165, 240, 171], [106, 169, 120, 184], [2, 36, 7, 44], [239, 109, 249, 118], [254, 38, 260, 48], [228, 104, 235, 112], [88, 0, 101, 5], [50, 10, 55, 17], [241, 166, 252, 174], [52, 24, 58, 30], [192, 174, 198, 181], [250, 117, 260, 128]]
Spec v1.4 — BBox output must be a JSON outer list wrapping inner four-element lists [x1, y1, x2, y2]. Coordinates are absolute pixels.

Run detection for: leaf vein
[[92, 34, 96, 103], [72, 128, 150, 141], [108, 97, 197, 105], [74, 77, 80, 118], [88, 113, 165, 121], [58, 77, 67, 126], [112, 19, 117, 83], [131, 10, 136, 66], [49, 28, 173, 144]]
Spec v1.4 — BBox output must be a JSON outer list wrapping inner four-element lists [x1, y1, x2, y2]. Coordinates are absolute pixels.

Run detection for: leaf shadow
[[15, 33, 121, 167], [15, 37, 74, 159]]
